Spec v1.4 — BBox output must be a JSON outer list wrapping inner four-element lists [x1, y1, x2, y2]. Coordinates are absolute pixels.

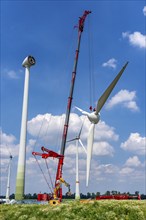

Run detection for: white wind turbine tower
[[67, 125, 86, 200], [76, 62, 128, 186], [15, 56, 35, 201]]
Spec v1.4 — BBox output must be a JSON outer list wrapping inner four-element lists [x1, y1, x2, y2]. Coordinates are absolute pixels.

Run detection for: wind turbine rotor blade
[[66, 138, 78, 143], [96, 62, 129, 114], [86, 123, 95, 186], [79, 139, 87, 154], [75, 106, 89, 115], [78, 122, 84, 138]]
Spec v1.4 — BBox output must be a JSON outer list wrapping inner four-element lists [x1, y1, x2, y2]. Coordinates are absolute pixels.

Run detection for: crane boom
[[60, 10, 91, 156], [32, 11, 91, 202], [55, 10, 91, 200]]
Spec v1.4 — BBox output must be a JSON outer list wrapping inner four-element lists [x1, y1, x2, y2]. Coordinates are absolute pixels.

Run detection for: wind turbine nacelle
[[22, 56, 36, 68], [87, 112, 100, 124]]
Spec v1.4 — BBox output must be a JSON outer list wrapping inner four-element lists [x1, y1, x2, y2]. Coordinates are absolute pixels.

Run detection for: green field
[[0, 200, 146, 220]]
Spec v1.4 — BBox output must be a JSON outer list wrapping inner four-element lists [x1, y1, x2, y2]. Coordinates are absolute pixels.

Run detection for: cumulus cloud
[[28, 113, 118, 164], [122, 31, 146, 49], [27, 112, 118, 184], [121, 133, 146, 155], [105, 89, 139, 112], [93, 142, 114, 156], [65, 141, 114, 157], [102, 58, 117, 69], [7, 70, 19, 79], [0, 128, 18, 157], [143, 6, 146, 16], [65, 144, 86, 156], [27, 113, 119, 146], [0, 129, 19, 179], [125, 156, 142, 167], [120, 167, 134, 175], [94, 121, 119, 141], [97, 164, 119, 174], [26, 139, 37, 153], [27, 113, 65, 147]]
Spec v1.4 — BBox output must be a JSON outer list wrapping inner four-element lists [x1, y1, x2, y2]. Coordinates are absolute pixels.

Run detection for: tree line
[[1, 191, 145, 200]]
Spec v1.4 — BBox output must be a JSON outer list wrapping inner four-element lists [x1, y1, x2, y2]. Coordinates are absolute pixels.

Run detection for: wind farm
[[1, 1, 146, 219], [2, 10, 129, 204]]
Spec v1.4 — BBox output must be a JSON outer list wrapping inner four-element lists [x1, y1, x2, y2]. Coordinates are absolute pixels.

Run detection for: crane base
[[49, 199, 60, 206]]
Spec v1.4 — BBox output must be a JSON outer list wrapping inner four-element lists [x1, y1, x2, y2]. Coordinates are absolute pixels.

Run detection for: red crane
[[32, 10, 91, 204]]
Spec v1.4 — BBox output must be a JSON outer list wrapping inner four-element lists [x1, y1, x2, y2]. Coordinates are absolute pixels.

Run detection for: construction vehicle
[[53, 178, 71, 199], [32, 11, 91, 204], [50, 178, 71, 205], [32, 147, 72, 205], [96, 194, 141, 200]]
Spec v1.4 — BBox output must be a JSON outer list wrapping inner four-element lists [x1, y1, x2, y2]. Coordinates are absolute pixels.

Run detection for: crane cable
[[87, 16, 95, 109], [33, 155, 53, 193], [32, 114, 52, 152], [44, 158, 54, 190], [32, 30, 76, 189]]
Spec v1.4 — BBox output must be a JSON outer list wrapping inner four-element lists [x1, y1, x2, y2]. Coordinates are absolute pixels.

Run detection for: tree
[[135, 191, 139, 196], [87, 192, 91, 198], [96, 192, 100, 196], [10, 194, 15, 199], [91, 193, 96, 199], [32, 193, 37, 199], [105, 191, 110, 195], [111, 190, 117, 195]]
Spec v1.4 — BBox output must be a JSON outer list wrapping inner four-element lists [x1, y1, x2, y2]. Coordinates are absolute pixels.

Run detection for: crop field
[[0, 200, 146, 220]]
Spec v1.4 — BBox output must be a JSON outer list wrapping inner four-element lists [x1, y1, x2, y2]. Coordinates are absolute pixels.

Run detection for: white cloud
[[65, 141, 114, 157], [27, 113, 66, 147], [94, 121, 119, 141], [1, 112, 145, 194], [0, 129, 19, 179], [105, 89, 139, 112], [7, 70, 19, 79], [102, 58, 117, 69], [27, 113, 119, 145], [97, 164, 119, 174], [122, 31, 146, 49], [65, 144, 86, 155], [26, 139, 37, 153], [125, 156, 142, 167], [121, 133, 146, 155], [93, 142, 114, 156], [120, 167, 134, 175], [1, 128, 16, 144], [0, 128, 18, 157], [143, 6, 146, 16]]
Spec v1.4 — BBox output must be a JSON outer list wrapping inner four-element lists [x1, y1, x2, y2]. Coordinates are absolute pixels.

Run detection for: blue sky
[[1, 1, 146, 196]]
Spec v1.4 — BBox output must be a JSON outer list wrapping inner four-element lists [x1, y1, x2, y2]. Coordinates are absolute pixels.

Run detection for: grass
[[0, 200, 146, 220]]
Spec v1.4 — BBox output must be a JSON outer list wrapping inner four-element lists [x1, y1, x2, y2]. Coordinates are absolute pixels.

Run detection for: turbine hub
[[87, 112, 100, 124]]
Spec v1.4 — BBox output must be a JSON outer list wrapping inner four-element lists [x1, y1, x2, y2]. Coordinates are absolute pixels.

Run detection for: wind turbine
[[67, 124, 86, 200], [76, 61, 129, 186], [6, 154, 13, 200], [15, 56, 35, 200]]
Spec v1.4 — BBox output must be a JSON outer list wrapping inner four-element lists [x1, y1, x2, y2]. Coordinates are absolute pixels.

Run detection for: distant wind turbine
[[76, 62, 129, 186], [5, 144, 13, 200], [67, 124, 86, 199], [6, 155, 13, 200]]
